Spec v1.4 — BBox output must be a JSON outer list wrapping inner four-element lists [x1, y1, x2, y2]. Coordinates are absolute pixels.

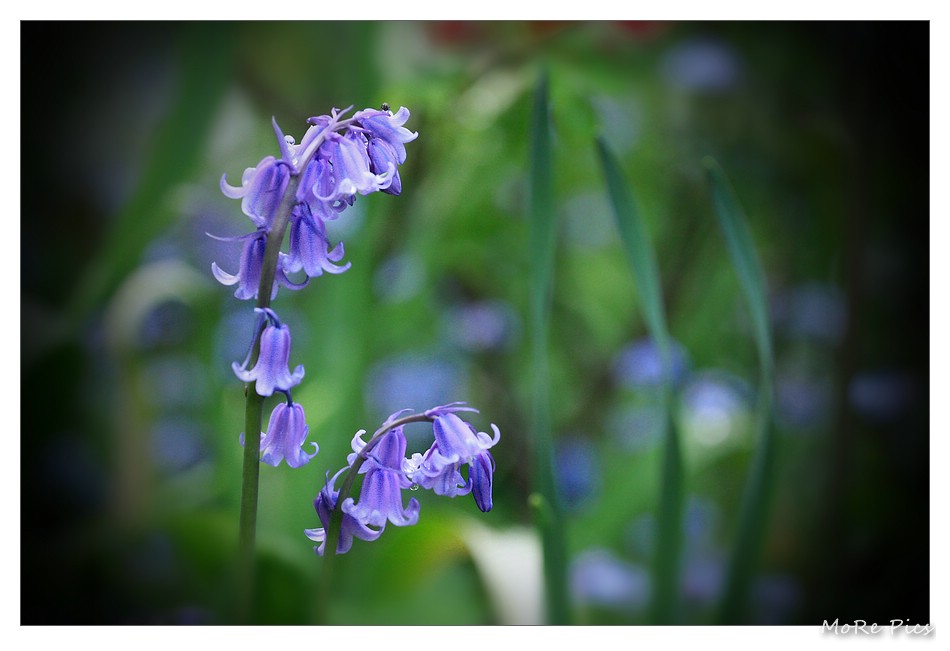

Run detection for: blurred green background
[[21, 21, 929, 625]]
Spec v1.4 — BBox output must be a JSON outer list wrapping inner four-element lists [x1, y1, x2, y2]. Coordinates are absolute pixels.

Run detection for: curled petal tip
[[211, 262, 239, 286], [220, 173, 243, 198], [272, 116, 295, 166]]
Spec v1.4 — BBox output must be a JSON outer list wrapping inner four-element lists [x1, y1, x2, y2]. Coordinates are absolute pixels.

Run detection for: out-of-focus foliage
[[21, 21, 929, 625]]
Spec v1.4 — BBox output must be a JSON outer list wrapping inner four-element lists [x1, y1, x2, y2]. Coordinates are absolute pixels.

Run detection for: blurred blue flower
[[849, 371, 915, 423], [137, 299, 194, 350], [775, 370, 833, 431], [660, 38, 742, 93], [772, 283, 846, 345], [751, 574, 801, 624], [373, 252, 424, 303], [570, 548, 650, 613], [142, 356, 209, 409], [678, 370, 752, 449], [441, 300, 519, 352], [625, 496, 720, 561], [681, 554, 725, 606], [150, 417, 208, 473], [606, 403, 665, 453], [554, 436, 601, 512], [613, 337, 690, 390], [366, 352, 466, 421], [683, 495, 720, 553]]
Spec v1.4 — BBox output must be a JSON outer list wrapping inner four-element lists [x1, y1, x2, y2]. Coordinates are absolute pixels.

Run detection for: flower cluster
[[214, 105, 417, 300], [214, 106, 417, 469], [305, 404, 500, 555]]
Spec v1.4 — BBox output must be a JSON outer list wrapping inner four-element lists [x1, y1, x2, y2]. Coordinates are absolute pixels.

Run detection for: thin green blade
[[704, 157, 777, 623], [527, 71, 570, 625], [703, 157, 774, 378], [595, 136, 669, 351], [597, 135, 683, 623]]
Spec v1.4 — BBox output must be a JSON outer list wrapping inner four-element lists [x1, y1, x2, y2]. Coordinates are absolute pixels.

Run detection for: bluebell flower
[[220, 155, 291, 228], [215, 107, 416, 299], [353, 106, 418, 165], [286, 206, 351, 277], [367, 138, 402, 195], [296, 158, 345, 220], [232, 316, 304, 396], [305, 469, 383, 556], [407, 405, 500, 512], [316, 131, 392, 202], [260, 400, 318, 468], [210, 230, 308, 301], [343, 426, 420, 528]]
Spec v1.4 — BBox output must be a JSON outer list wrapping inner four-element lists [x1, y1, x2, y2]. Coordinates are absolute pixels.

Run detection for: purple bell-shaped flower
[[342, 426, 420, 528], [305, 469, 383, 556], [260, 400, 318, 468], [232, 316, 305, 397]]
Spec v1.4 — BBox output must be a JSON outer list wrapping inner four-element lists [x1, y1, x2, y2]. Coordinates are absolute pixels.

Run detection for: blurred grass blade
[[703, 157, 774, 379], [703, 157, 777, 623], [67, 24, 234, 326], [527, 71, 570, 625], [596, 136, 683, 624], [595, 137, 668, 349]]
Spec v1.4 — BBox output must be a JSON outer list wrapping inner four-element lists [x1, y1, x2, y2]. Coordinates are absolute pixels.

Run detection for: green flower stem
[[234, 117, 346, 623], [319, 413, 434, 615], [236, 174, 300, 623]]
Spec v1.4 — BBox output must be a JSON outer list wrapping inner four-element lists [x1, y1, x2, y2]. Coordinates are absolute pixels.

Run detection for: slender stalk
[[236, 175, 300, 623], [234, 114, 348, 623]]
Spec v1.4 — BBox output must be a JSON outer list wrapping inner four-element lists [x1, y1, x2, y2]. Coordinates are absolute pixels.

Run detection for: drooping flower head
[[407, 404, 500, 512], [232, 308, 305, 397], [215, 105, 416, 289], [305, 402, 499, 556], [285, 205, 351, 278], [342, 426, 420, 528], [260, 400, 318, 468], [353, 106, 418, 165], [211, 230, 309, 301], [305, 469, 383, 556], [219, 155, 291, 229]]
